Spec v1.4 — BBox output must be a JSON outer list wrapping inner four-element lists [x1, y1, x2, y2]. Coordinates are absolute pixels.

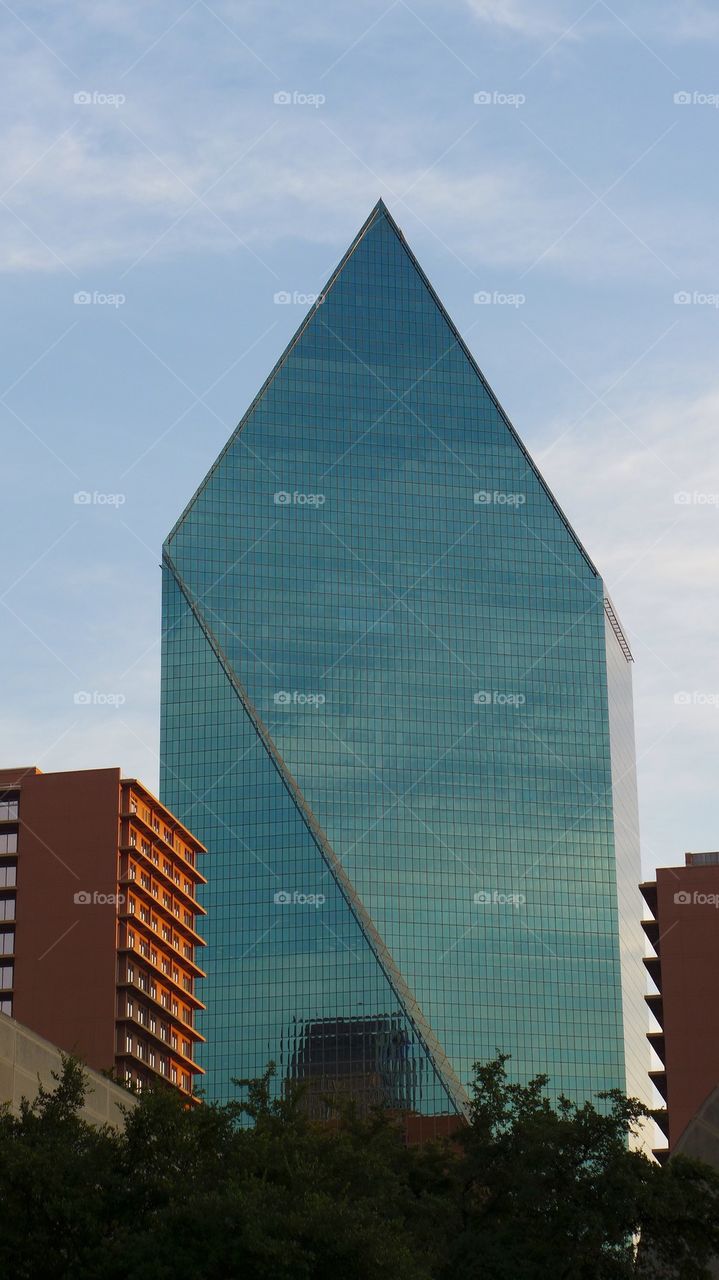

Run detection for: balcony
[[116, 949, 206, 1014], [119, 811, 206, 883], [645, 992, 664, 1028], [640, 919, 659, 951], [643, 955, 661, 989], [639, 881, 658, 917], [647, 1030, 666, 1066], [649, 1069, 668, 1103], [115, 1044, 201, 1103], [116, 1009, 205, 1073], [118, 873, 207, 944]]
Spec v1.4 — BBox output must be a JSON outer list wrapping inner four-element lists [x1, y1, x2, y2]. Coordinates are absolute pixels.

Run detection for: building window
[[129, 831, 137, 848], [0, 833, 18, 854], [126, 998, 134, 1018], [0, 896, 15, 922], [129, 799, 138, 815], [148, 1050, 155, 1068], [161, 992, 168, 1009], [170, 1066, 178, 1084], [182, 1039, 190, 1057], [171, 1001, 178, 1017], [0, 930, 15, 956], [141, 841, 150, 857], [0, 997, 12, 1015], [0, 962, 13, 988], [126, 1035, 132, 1052], [181, 1073, 190, 1091], [0, 863, 16, 889], [171, 1032, 178, 1050], [149, 1015, 156, 1034], [128, 864, 136, 881], [126, 964, 135, 983], [0, 800, 19, 822]]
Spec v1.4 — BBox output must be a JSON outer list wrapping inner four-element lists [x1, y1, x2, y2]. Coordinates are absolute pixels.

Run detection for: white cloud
[[462, 0, 570, 36]]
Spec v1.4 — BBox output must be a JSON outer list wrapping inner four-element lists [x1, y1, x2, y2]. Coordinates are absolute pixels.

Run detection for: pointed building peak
[[369, 196, 400, 230]]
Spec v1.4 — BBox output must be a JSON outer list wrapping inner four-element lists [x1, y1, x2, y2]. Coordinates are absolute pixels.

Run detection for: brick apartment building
[[0, 766, 206, 1099]]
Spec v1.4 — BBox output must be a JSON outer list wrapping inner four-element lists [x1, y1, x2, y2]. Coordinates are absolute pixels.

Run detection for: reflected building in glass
[[160, 200, 648, 1116]]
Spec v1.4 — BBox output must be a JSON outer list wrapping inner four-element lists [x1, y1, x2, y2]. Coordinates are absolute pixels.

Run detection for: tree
[[1, 1053, 719, 1278], [0, 1057, 119, 1279], [430, 1053, 719, 1279]]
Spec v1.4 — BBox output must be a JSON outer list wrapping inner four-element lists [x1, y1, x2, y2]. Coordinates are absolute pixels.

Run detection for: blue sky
[[2, 0, 718, 876]]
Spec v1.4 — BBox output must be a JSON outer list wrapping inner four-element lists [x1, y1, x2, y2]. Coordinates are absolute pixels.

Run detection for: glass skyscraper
[[160, 199, 647, 1116]]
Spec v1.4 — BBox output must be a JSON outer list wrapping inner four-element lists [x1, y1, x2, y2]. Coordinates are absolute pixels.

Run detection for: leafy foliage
[[1, 1054, 717, 1278]]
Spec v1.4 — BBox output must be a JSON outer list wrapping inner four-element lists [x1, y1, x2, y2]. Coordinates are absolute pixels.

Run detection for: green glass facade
[[160, 200, 645, 1113]]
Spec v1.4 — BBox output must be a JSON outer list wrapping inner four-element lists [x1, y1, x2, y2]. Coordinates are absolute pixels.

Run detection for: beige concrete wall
[[0, 1012, 135, 1130]]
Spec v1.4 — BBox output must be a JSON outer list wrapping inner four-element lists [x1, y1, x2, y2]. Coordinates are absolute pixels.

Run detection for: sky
[[2, 0, 718, 877]]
